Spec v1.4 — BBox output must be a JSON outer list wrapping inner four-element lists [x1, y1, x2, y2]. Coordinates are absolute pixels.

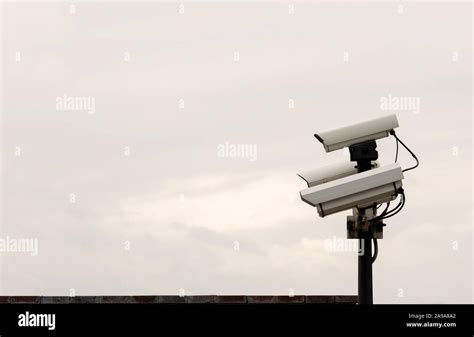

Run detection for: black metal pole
[[351, 142, 377, 305], [358, 234, 373, 304], [346, 135, 403, 304]]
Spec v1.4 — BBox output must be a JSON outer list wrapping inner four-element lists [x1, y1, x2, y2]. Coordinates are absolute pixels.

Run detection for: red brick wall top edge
[[0, 296, 358, 304]]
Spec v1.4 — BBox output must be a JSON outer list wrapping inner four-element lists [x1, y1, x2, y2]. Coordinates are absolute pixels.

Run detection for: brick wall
[[0, 295, 358, 304]]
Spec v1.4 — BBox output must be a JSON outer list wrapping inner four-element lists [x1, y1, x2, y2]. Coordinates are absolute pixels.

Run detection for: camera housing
[[314, 114, 399, 152], [298, 161, 379, 188], [299, 163, 404, 217]]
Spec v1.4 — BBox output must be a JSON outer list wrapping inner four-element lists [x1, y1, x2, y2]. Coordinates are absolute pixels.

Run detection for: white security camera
[[299, 112, 418, 305], [314, 114, 399, 152], [298, 161, 379, 188], [299, 163, 404, 217]]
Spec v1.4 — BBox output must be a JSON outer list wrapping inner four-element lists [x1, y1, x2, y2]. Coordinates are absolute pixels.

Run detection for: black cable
[[394, 135, 399, 162], [371, 238, 378, 263], [381, 193, 406, 220], [371, 193, 403, 223], [382, 194, 404, 217], [379, 201, 391, 216], [390, 130, 419, 172], [369, 136, 410, 264]]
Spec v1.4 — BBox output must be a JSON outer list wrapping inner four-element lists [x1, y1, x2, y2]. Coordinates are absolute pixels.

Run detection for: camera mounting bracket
[[346, 140, 384, 239], [349, 140, 378, 172]]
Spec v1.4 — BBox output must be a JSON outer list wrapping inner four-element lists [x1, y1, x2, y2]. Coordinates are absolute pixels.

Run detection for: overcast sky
[[1, 1, 472, 303]]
